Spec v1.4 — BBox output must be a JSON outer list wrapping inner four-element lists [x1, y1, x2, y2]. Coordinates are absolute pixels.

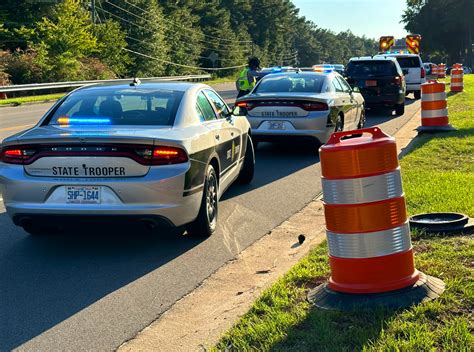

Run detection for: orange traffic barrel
[[438, 63, 446, 78], [307, 128, 445, 310], [0, 92, 7, 100], [320, 127, 418, 294], [450, 64, 463, 92], [419, 81, 455, 132], [431, 64, 439, 78]]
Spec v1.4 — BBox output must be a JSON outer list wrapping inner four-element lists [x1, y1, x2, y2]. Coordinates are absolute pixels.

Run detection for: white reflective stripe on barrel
[[327, 222, 412, 258], [322, 168, 403, 205], [421, 92, 446, 101], [451, 74, 463, 78], [451, 82, 464, 86], [421, 108, 448, 118]]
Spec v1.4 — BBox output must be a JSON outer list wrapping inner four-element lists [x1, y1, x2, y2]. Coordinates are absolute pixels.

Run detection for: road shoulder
[[118, 107, 421, 351]]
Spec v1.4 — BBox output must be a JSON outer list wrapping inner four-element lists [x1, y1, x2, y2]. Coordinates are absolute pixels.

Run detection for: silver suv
[[375, 53, 426, 99]]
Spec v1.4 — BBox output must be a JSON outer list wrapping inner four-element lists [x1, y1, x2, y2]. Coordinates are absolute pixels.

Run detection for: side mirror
[[231, 105, 248, 117], [352, 86, 360, 93]]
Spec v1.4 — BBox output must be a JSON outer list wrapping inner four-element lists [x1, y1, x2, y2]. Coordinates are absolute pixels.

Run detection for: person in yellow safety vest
[[236, 57, 261, 98]]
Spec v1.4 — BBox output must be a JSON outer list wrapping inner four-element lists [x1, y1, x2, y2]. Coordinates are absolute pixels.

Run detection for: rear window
[[346, 61, 397, 76], [254, 74, 325, 93], [48, 87, 184, 126], [396, 57, 421, 68]]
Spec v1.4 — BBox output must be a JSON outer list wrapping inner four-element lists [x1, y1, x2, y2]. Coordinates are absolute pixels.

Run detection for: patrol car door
[[337, 76, 359, 130], [331, 77, 355, 129], [204, 89, 242, 189]]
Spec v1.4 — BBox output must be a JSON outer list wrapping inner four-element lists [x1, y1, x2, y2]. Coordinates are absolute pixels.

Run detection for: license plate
[[366, 80, 377, 87], [268, 121, 285, 130], [66, 186, 101, 204]]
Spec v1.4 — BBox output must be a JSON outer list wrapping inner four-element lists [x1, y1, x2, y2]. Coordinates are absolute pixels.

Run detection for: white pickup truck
[[375, 53, 426, 99]]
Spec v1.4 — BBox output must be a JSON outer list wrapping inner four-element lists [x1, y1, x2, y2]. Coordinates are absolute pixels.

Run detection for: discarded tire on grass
[[410, 212, 472, 234], [309, 127, 445, 311]]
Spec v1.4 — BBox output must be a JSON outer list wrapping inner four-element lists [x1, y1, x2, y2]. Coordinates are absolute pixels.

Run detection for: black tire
[[186, 164, 218, 238], [237, 136, 255, 184], [395, 103, 405, 116], [252, 138, 259, 150], [335, 114, 344, 132], [357, 106, 366, 129], [414, 90, 421, 99]]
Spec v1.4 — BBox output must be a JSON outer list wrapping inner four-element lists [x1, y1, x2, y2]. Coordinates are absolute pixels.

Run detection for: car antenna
[[130, 77, 141, 87]]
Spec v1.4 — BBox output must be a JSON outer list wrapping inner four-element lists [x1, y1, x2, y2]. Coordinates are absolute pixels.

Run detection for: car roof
[[375, 53, 420, 58], [73, 80, 204, 93], [349, 56, 398, 62], [260, 71, 333, 79]]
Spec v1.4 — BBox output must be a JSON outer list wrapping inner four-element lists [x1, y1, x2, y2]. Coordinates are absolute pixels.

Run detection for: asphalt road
[[0, 83, 421, 350]]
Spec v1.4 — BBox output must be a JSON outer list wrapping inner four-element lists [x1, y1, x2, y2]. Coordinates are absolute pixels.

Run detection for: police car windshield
[[346, 61, 397, 77], [48, 87, 184, 126], [254, 74, 325, 93], [396, 57, 421, 68]]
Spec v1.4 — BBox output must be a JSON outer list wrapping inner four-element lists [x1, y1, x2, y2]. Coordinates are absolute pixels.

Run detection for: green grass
[[204, 75, 236, 85], [213, 76, 474, 351], [0, 93, 65, 106]]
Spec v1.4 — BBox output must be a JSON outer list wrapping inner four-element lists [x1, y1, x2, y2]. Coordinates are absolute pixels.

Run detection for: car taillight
[[302, 102, 329, 111], [421, 67, 425, 79], [393, 76, 402, 85], [151, 146, 188, 165], [1, 146, 36, 164], [235, 101, 255, 110], [135, 146, 188, 165]]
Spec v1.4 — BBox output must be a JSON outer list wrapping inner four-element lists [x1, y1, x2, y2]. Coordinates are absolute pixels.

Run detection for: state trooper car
[[0, 81, 255, 236], [235, 70, 365, 147]]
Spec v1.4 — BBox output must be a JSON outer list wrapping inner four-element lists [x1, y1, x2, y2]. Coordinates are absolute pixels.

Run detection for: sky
[[292, 0, 408, 40]]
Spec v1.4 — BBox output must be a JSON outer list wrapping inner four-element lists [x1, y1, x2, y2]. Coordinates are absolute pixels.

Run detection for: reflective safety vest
[[236, 68, 256, 91]]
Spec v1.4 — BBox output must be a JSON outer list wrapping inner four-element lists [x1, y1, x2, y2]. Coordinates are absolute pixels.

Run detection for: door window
[[196, 92, 217, 121], [205, 90, 230, 119], [337, 77, 352, 93], [331, 78, 344, 92]]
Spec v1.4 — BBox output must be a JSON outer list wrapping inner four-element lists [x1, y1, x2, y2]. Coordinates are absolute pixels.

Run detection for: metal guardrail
[[0, 74, 212, 93]]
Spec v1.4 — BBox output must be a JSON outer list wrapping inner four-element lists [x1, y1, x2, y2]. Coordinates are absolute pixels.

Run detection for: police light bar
[[312, 64, 334, 73]]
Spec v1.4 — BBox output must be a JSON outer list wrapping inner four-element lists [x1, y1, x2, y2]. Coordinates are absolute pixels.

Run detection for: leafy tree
[[34, 0, 98, 80], [93, 19, 131, 76], [402, 0, 473, 66], [101, 0, 169, 77], [158, 1, 204, 75]]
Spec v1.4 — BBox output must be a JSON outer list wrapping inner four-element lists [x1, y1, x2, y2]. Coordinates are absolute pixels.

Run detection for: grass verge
[[0, 93, 65, 106], [213, 76, 474, 351]]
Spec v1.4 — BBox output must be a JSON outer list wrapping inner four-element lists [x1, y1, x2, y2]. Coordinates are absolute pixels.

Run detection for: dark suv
[[345, 57, 406, 115]]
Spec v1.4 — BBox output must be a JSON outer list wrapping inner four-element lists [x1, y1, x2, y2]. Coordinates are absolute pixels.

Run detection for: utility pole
[[91, 0, 96, 24], [251, 42, 255, 57]]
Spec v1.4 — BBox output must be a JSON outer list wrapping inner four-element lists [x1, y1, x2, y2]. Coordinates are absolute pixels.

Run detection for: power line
[[104, 0, 249, 50], [122, 48, 246, 71], [96, 6, 250, 54], [125, 35, 219, 61], [121, 0, 252, 44]]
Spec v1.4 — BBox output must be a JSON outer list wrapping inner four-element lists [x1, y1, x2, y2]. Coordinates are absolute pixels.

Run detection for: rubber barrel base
[[307, 272, 445, 311], [417, 124, 456, 133]]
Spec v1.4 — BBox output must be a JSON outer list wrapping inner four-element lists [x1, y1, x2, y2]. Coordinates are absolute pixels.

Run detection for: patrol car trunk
[[2, 125, 187, 178], [237, 93, 330, 118]]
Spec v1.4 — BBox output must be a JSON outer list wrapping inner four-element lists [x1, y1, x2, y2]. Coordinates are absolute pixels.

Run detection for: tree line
[[0, 0, 378, 85], [402, 0, 473, 66]]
